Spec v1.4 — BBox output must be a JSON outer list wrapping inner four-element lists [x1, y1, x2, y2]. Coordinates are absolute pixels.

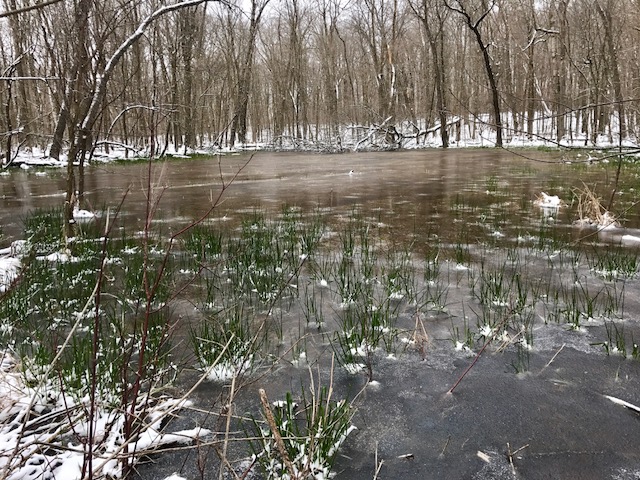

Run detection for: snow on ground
[[0, 348, 211, 479], [3, 111, 640, 169], [0, 240, 24, 292], [0, 256, 19, 292]]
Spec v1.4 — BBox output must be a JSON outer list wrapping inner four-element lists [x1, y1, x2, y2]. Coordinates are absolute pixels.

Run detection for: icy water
[[3, 150, 640, 479], [3, 149, 638, 240]]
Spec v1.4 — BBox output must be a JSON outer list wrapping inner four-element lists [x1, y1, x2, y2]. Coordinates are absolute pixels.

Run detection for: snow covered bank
[[0, 349, 210, 480]]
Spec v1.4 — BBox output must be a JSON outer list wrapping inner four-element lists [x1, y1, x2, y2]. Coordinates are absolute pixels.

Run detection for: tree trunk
[[473, 28, 503, 147], [49, 99, 68, 160], [445, 0, 503, 147], [4, 78, 12, 164], [417, 0, 449, 148], [595, 0, 626, 140], [229, 0, 270, 147]]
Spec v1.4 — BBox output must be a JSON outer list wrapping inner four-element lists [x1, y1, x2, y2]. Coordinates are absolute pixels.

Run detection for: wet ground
[[3, 149, 640, 479]]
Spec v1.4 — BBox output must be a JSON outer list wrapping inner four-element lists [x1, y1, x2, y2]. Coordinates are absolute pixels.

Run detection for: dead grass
[[574, 184, 619, 228]]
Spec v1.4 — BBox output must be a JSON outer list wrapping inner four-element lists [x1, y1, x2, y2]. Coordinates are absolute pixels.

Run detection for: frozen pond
[[3, 149, 637, 240], [3, 149, 640, 479]]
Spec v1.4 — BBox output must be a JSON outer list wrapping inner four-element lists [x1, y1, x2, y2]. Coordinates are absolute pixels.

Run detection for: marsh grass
[[0, 203, 196, 479], [5, 173, 640, 478], [512, 342, 531, 373], [301, 283, 325, 329], [22, 206, 64, 254], [190, 304, 256, 381], [181, 223, 223, 264], [588, 245, 639, 280], [323, 219, 411, 378], [450, 314, 474, 351], [420, 247, 450, 312], [453, 240, 471, 265], [574, 183, 619, 227], [250, 377, 354, 480], [593, 321, 637, 358], [8, 213, 177, 399]]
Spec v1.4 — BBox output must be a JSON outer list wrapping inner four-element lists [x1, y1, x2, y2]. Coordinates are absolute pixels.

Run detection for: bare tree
[[61, 0, 228, 237], [1, 0, 639, 161], [228, 0, 271, 147], [352, 0, 406, 123], [550, 0, 570, 142], [444, 0, 504, 147], [411, 0, 450, 147], [0, 0, 63, 18], [595, 0, 626, 140]]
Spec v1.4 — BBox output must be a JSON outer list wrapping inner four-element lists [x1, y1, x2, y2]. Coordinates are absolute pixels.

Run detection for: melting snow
[[73, 207, 97, 222], [534, 192, 562, 208], [0, 350, 209, 480], [621, 234, 640, 243], [0, 257, 20, 292]]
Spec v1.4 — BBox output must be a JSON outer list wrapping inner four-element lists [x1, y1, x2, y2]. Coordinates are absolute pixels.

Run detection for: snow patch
[[621, 234, 640, 243], [0, 349, 208, 480], [534, 192, 562, 208], [0, 257, 20, 292], [73, 207, 97, 222]]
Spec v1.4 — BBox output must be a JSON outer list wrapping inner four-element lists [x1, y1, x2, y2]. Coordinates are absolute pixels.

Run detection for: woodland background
[[0, 0, 638, 159]]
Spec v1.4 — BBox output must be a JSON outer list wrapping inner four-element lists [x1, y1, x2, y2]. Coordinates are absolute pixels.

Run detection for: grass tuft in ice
[[593, 321, 630, 357], [588, 245, 638, 280], [250, 380, 354, 480], [190, 304, 257, 381]]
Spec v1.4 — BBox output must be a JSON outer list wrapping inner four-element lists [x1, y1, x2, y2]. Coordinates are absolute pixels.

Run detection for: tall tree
[[550, 0, 570, 142], [411, 0, 450, 147], [228, 0, 271, 146], [595, 0, 626, 140], [352, 0, 405, 123], [444, 0, 504, 147]]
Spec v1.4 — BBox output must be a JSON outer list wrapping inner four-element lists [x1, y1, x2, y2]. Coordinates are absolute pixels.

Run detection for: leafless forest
[[1, 0, 639, 159]]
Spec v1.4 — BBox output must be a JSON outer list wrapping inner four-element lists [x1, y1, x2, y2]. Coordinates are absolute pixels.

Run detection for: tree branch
[[0, 0, 64, 18], [80, 0, 228, 135]]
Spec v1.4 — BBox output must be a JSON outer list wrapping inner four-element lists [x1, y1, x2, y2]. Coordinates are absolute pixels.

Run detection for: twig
[[258, 388, 296, 478], [506, 442, 529, 475], [604, 395, 640, 414], [373, 442, 384, 479], [439, 435, 451, 457], [539, 343, 565, 375], [218, 372, 239, 480], [448, 308, 515, 394], [411, 311, 429, 360]]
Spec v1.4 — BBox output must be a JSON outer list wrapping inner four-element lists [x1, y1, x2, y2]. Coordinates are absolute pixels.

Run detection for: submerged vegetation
[[2, 154, 640, 478]]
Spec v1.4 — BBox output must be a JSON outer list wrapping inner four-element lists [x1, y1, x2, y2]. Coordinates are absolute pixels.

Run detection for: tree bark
[[445, 0, 503, 147], [229, 0, 270, 147], [414, 0, 450, 147]]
